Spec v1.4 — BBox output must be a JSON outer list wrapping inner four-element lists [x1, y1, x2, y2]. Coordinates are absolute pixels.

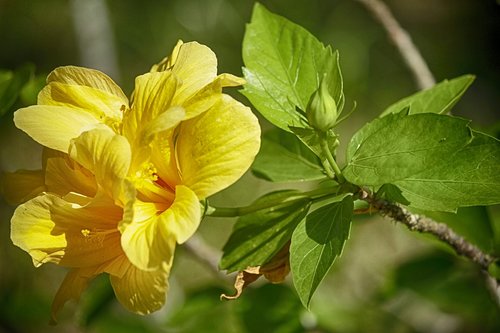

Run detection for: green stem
[[206, 186, 338, 218], [320, 137, 345, 183]]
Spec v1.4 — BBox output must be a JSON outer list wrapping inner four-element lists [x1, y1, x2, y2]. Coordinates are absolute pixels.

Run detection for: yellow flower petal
[[46, 66, 128, 102], [11, 193, 123, 268], [124, 71, 178, 145], [69, 128, 131, 200], [51, 267, 99, 324], [119, 212, 177, 271], [140, 106, 185, 146], [120, 185, 199, 270], [110, 260, 171, 315], [38, 82, 126, 124], [169, 42, 218, 103], [177, 95, 261, 198], [150, 129, 181, 190], [150, 40, 183, 72], [158, 185, 201, 244], [45, 153, 97, 198], [14, 105, 105, 153], [1, 169, 46, 205]]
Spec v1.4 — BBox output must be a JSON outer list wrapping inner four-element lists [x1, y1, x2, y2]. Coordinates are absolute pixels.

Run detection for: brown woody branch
[[363, 192, 494, 270]]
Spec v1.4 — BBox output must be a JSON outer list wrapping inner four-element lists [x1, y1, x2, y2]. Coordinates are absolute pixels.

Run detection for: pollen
[[81, 229, 91, 237], [137, 162, 158, 181]]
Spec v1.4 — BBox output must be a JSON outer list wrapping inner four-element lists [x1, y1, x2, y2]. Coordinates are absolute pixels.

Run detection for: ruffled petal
[[120, 185, 199, 270], [110, 260, 171, 315], [14, 105, 105, 153], [69, 128, 131, 200], [45, 153, 97, 198], [150, 129, 181, 190], [1, 169, 46, 205], [169, 42, 218, 103], [176, 94, 261, 198], [119, 206, 177, 271], [38, 82, 126, 124], [181, 73, 245, 121], [46, 66, 128, 102], [11, 193, 123, 268], [124, 71, 178, 146], [159, 185, 201, 244]]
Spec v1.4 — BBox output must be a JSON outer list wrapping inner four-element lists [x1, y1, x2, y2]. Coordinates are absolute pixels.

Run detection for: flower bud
[[306, 76, 338, 132]]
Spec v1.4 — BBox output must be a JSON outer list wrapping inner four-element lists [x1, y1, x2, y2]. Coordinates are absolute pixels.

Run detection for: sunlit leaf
[[345, 113, 500, 211], [380, 75, 475, 117], [290, 195, 353, 307], [241, 3, 343, 132], [252, 128, 325, 182], [221, 191, 311, 272]]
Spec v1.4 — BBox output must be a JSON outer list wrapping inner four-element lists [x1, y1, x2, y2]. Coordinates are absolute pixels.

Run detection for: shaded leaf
[[380, 75, 475, 117], [0, 64, 35, 117], [376, 184, 410, 206], [241, 3, 343, 132], [393, 131, 500, 211], [221, 190, 311, 272], [252, 128, 325, 182], [291, 195, 353, 307]]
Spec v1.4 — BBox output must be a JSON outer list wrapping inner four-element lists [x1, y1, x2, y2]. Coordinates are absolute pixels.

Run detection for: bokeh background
[[0, 0, 499, 332]]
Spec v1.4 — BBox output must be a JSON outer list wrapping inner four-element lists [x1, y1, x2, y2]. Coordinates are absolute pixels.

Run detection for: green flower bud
[[306, 76, 338, 132]]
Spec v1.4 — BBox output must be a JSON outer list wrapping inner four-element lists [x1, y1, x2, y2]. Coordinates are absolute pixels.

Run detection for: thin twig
[[365, 194, 494, 269], [353, 0, 435, 90], [355, 0, 500, 307], [363, 192, 500, 308]]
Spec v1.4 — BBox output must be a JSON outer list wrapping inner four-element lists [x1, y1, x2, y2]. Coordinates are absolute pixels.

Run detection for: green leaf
[[344, 113, 472, 186], [393, 131, 500, 211], [252, 128, 325, 182], [290, 195, 353, 307], [241, 3, 343, 132], [220, 190, 311, 272], [345, 113, 500, 211], [376, 184, 410, 206], [380, 75, 475, 117], [0, 64, 35, 117]]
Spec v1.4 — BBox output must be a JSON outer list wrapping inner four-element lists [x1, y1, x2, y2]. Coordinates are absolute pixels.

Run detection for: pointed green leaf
[[344, 113, 472, 186], [345, 113, 500, 211], [291, 195, 353, 307], [393, 131, 500, 211], [220, 191, 311, 272], [380, 75, 475, 117], [252, 129, 326, 182], [241, 3, 343, 132]]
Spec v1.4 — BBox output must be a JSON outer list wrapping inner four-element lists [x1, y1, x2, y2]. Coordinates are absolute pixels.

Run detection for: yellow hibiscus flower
[[4, 41, 261, 320]]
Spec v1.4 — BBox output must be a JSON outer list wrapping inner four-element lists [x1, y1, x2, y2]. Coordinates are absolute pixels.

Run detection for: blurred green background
[[1, 0, 499, 332]]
